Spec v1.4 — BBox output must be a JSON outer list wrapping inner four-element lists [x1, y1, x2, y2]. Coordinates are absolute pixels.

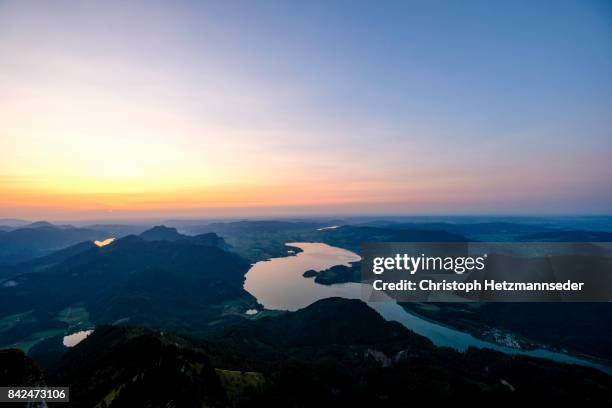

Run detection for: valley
[[1, 217, 611, 406]]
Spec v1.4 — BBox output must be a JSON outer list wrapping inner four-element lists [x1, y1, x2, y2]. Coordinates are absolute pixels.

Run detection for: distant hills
[[517, 230, 612, 242], [360, 220, 552, 235], [81, 224, 149, 237], [1, 218, 609, 268], [0, 224, 109, 266], [187, 220, 327, 235], [8, 241, 98, 276], [317, 225, 469, 253], [0, 223, 178, 268], [0, 218, 30, 228], [139, 225, 231, 250], [355, 220, 612, 242], [139, 225, 186, 241]]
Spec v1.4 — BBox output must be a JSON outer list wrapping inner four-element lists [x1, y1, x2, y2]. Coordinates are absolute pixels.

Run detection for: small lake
[[244, 242, 611, 374], [63, 330, 93, 347]]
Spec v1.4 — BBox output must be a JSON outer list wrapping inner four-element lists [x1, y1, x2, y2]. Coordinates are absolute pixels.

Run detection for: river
[[244, 242, 611, 374]]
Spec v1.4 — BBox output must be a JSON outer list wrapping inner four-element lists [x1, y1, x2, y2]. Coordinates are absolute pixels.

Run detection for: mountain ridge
[[25, 298, 612, 406]]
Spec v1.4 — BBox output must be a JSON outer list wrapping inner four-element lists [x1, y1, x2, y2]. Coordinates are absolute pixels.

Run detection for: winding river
[[244, 242, 612, 374]]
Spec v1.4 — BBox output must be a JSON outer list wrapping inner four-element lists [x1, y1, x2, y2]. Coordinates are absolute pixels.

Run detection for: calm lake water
[[244, 242, 611, 374], [63, 330, 93, 347]]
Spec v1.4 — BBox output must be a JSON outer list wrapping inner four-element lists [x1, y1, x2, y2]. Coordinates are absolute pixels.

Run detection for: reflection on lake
[[317, 225, 340, 231], [94, 238, 115, 247], [245, 242, 611, 374], [245, 243, 360, 311], [63, 330, 93, 347]]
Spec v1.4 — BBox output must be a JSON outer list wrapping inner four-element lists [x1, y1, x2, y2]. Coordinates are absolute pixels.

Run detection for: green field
[[57, 304, 90, 325]]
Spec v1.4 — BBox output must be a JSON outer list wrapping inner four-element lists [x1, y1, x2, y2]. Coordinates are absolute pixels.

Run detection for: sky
[[1, 0, 611, 220]]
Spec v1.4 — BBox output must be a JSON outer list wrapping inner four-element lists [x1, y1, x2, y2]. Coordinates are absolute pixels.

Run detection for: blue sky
[[0, 0, 611, 219]]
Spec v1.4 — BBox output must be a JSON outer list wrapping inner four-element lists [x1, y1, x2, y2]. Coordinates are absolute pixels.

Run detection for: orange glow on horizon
[[2, 169, 591, 220], [1, 0, 609, 220]]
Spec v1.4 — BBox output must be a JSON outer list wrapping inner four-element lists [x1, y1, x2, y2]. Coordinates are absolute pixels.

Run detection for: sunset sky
[[1, 1, 611, 220]]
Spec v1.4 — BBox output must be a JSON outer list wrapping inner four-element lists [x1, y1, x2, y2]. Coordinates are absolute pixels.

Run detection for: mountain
[[26, 298, 612, 406], [0, 348, 46, 388], [0, 231, 257, 351], [190, 232, 231, 250], [185, 220, 327, 262], [138, 226, 231, 249], [49, 326, 230, 408], [139, 225, 186, 241], [212, 298, 431, 352], [1, 241, 97, 279], [25, 221, 57, 228], [0, 224, 109, 265]]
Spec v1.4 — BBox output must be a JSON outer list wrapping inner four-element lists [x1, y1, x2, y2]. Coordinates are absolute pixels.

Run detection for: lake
[[63, 330, 93, 347], [244, 242, 612, 374]]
